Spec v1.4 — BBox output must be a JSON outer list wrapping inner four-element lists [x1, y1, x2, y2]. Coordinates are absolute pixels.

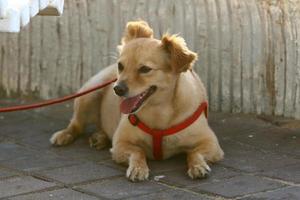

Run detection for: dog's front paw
[[187, 162, 211, 179], [126, 163, 149, 182], [89, 132, 109, 150], [50, 130, 74, 146]]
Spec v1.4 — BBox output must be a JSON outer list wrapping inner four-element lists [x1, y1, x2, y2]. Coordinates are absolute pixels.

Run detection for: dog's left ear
[[161, 34, 198, 73]]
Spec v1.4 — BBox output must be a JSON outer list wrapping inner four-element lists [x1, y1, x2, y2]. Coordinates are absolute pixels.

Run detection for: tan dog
[[50, 21, 224, 181]]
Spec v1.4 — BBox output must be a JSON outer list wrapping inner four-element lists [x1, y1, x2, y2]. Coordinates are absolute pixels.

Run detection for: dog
[[50, 20, 224, 181]]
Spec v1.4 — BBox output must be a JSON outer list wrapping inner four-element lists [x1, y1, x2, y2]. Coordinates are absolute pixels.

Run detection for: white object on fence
[[0, 0, 64, 32]]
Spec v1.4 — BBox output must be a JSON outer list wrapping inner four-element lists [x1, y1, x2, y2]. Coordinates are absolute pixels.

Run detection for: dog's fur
[[50, 21, 224, 181]]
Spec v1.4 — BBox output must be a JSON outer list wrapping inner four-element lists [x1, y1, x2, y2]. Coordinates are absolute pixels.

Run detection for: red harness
[[128, 101, 208, 160]]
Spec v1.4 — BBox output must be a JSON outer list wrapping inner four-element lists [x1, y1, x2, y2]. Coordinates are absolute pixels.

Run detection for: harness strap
[[128, 101, 208, 160]]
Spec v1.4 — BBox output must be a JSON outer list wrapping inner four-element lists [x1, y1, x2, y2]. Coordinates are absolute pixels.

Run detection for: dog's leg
[[111, 143, 149, 181], [50, 92, 101, 146], [50, 118, 83, 146], [187, 127, 224, 179], [89, 129, 110, 150]]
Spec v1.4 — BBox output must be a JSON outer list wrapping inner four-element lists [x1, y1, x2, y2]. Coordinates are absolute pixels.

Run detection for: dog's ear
[[161, 34, 197, 73], [121, 20, 154, 45]]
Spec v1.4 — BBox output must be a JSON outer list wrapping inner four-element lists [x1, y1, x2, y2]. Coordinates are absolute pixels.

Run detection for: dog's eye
[[139, 66, 152, 74], [118, 63, 124, 72]]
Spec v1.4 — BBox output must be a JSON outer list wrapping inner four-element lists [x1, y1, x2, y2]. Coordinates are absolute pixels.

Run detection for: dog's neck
[[136, 70, 206, 130]]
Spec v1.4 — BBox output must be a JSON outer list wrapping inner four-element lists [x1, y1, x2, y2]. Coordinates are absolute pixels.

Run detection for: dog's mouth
[[120, 86, 157, 114]]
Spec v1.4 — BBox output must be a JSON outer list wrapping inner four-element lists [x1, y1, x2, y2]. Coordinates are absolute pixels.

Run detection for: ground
[[0, 99, 299, 200]]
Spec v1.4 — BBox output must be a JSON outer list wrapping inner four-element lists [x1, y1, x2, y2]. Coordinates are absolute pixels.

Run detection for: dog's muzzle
[[114, 81, 128, 97]]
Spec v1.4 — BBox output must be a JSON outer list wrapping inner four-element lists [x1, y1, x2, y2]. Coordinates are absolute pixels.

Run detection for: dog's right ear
[[161, 34, 198, 73], [121, 20, 154, 45]]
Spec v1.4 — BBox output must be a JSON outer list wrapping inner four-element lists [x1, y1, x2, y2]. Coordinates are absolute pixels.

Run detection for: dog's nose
[[114, 82, 128, 96]]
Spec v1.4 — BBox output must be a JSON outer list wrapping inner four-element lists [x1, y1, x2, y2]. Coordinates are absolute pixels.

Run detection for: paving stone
[[241, 186, 300, 200], [39, 162, 122, 184], [0, 142, 37, 161], [210, 114, 272, 138], [79, 178, 168, 199], [148, 154, 186, 173], [35, 102, 73, 121], [228, 127, 300, 158], [220, 140, 299, 173], [8, 188, 100, 200], [153, 164, 240, 187], [0, 176, 56, 198], [189, 175, 285, 198], [0, 168, 18, 179], [259, 163, 300, 184], [0, 153, 79, 172], [0, 101, 34, 125], [50, 137, 111, 162], [0, 102, 299, 200], [125, 189, 211, 200], [0, 115, 67, 139]]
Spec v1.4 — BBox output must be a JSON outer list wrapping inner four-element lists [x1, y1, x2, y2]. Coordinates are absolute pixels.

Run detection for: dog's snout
[[114, 82, 128, 96]]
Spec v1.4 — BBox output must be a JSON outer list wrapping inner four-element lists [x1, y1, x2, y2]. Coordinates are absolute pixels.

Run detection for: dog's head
[[114, 20, 197, 114]]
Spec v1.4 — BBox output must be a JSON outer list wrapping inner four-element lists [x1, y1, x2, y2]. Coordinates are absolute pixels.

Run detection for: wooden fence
[[0, 0, 300, 119]]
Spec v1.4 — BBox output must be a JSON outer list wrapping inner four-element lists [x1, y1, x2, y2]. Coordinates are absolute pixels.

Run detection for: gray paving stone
[[0, 142, 37, 161], [241, 186, 300, 200], [39, 162, 122, 184], [50, 136, 111, 162], [148, 154, 186, 172], [78, 178, 168, 199], [228, 127, 300, 158], [189, 175, 285, 198], [220, 140, 299, 173], [0, 101, 33, 125], [35, 102, 73, 121], [8, 188, 100, 200], [0, 176, 56, 198], [125, 189, 211, 200], [0, 168, 18, 179], [210, 114, 272, 137], [153, 165, 240, 187], [0, 115, 67, 139], [259, 163, 300, 184], [0, 153, 79, 172], [0, 102, 299, 200]]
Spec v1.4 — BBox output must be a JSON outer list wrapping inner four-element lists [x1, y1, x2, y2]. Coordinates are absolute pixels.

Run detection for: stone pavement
[[0, 99, 299, 200]]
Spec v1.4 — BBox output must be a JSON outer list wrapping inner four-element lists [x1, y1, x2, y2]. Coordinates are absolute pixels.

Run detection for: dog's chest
[[138, 129, 199, 160]]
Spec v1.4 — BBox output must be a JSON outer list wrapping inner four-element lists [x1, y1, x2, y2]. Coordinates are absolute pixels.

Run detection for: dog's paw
[[89, 132, 109, 150], [187, 162, 211, 179], [50, 130, 74, 146], [126, 164, 149, 182]]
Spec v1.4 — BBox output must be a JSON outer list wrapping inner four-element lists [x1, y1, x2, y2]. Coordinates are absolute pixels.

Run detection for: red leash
[[0, 78, 117, 113]]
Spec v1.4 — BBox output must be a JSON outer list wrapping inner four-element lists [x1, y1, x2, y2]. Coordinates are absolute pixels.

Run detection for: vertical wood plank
[[193, 0, 209, 88], [68, 0, 81, 91], [229, 0, 242, 113], [56, 0, 70, 93], [28, 16, 42, 96], [240, 0, 253, 113], [205, 0, 220, 111], [40, 16, 58, 98], [217, 0, 231, 112], [283, 1, 297, 118], [18, 25, 31, 96], [79, 0, 92, 83], [249, 0, 264, 115], [270, 2, 285, 116]]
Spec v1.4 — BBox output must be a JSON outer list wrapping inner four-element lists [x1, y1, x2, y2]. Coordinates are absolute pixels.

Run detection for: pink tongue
[[120, 95, 141, 114]]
